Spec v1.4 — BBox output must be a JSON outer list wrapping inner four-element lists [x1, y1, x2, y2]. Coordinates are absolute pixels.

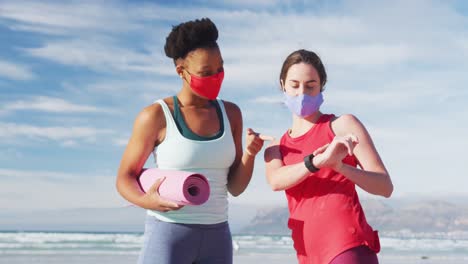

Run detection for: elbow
[[228, 186, 243, 197], [270, 184, 282, 192], [115, 177, 124, 196], [266, 175, 283, 192], [115, 172, 130, 197], [229, 190, 243, 197], [230, 192, 241, 197], [268, 180, 283, 192], [382, 182, 394, 198]]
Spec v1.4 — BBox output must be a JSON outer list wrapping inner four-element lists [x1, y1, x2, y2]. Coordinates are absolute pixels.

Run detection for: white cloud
[[2, 96, 114, 114], [0, 60, 35, 80], [10, 0, 467, 87], [113, 137, 129, 147], [0, 0, 141, 34], [215, 0, 283, 8], [60, 140, 78, 147], [250, 95, 284, 104], [7, 23, 70, 35], [0, 0, 193, 35], [24, 40, 173, 75], [0, 122, 113, 143], [322, 44, 413, 66], [85, 79, 177, 95], [214, 1, 467, 87]]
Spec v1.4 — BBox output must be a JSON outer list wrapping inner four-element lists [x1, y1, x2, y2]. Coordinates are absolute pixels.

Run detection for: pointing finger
[[258, 134, 275, 141]]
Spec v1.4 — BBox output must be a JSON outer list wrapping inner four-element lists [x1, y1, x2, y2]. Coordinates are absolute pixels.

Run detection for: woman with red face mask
[[264, 50, 394, 264], [116, 18, 272, 264]]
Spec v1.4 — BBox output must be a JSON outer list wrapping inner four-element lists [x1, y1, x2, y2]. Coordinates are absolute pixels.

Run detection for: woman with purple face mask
[[116, 18, 273, 264], [264, 49, 394, 264]]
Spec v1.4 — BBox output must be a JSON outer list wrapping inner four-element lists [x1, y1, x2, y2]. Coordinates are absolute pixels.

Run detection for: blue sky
[[1, 0, 467, 210]]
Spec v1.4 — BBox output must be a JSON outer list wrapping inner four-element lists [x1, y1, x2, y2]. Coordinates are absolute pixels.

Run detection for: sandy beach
[[1, 231, 467, 264], [1, 253, 468, 264]]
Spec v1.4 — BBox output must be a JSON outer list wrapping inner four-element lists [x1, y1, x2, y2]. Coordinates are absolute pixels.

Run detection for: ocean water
[[1, 231, 468, 264]]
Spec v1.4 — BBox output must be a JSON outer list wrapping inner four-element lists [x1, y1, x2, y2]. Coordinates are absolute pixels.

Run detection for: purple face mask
[[284, 93, 324, 117]]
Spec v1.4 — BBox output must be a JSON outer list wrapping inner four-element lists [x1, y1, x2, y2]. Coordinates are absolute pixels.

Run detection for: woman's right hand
[[312, 134, 359, 171], [141, 177, 184, 212]]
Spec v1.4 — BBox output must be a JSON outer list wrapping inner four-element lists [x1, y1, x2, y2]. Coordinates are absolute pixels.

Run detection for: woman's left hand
[[312, 134, 359, 171]]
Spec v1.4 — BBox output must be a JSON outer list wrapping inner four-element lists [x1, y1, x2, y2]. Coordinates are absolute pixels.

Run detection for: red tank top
[[280, 114, 380, 264]]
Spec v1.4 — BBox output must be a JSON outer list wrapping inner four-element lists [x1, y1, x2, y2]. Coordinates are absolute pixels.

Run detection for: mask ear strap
[[280, 79, 286, 92]]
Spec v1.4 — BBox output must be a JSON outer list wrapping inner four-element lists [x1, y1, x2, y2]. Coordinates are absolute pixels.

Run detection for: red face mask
[[185, 70, 224, 100]]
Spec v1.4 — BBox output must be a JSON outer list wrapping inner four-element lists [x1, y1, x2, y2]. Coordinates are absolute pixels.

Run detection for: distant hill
[[3, 198, 468, 238], [240, 198, 468, 237]]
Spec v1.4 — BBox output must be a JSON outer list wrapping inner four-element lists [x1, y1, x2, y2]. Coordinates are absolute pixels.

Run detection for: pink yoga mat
[[138, 168, 210, 206]]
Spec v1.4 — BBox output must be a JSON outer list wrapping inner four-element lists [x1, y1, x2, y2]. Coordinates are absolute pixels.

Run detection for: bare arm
[[264, 139, 315, 191], [115, 104, 182, 211], [328, 114, 393, 197]]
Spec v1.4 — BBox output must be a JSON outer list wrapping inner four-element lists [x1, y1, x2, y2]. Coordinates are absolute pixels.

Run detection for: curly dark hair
[[164, 18, 219, 62]]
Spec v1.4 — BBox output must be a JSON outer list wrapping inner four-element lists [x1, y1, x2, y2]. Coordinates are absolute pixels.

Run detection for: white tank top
[[147, 98, 236, 224]]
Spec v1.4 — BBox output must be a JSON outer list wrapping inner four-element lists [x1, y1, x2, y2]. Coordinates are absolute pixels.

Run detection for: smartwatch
[[304, 154, 320, 173]]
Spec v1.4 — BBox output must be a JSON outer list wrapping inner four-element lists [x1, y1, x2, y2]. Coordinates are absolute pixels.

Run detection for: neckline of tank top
[[285, 114, 331, 142], [159, 99, 229, 143], [173, 96, 224, 140]]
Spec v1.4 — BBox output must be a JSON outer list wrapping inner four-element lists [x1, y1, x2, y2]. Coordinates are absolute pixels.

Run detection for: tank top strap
[[215, 99, 231, 133], [316, 113, 336, 140], [155, 99, 177, 140], [321, 113, 335, 123]]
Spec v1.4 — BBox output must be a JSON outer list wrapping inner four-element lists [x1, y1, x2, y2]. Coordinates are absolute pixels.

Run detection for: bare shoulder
[[331, 114, 366, 136], [333, 114, 361, 126], [222, 100, 241, 116], [136, 102, 163, 122], [221, 100, 242, 123], [133, 102, 166, 136]]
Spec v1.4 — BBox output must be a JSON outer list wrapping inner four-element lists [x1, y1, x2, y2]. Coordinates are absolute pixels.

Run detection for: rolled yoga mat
[[138, 168, 210, 206]]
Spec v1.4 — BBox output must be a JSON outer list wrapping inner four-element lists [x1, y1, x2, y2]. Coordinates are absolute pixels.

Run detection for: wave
[[0, 232, 142, 244], [1, 232, 467, 255], [380, 237, 468, 252]]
